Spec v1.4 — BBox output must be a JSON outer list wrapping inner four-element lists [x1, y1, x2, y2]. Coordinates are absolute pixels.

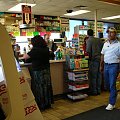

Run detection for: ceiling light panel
[[98, 0, 120, 5], [102, 15, 120, 20], [8, 3, 36, 12], [64, 10, 90, 16]]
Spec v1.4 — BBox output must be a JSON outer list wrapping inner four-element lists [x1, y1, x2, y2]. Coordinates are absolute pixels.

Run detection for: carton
[[18, 71, 34, 105], [0, 71, 44, 120], [24, 100, 44, 120]]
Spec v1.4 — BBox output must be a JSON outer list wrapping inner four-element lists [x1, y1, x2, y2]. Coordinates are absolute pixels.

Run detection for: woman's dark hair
[[87, 29, 94, 36], [31, 35, 47, 48]]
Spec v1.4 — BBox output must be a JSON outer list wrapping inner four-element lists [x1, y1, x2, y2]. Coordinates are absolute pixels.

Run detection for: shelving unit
[[67, 68, 89, 100], [88, 21, 104, 33], [65, 51, 89, 100], [60, 17, 69, 31], [65, 24, 89, 101], [34, 15, 61, 32]]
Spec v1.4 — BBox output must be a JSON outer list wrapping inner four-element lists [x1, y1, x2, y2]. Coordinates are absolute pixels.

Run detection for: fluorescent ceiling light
[[102, 15, 120, 20], [8, 3, 36, 12], [64, 10, 90, 16], [98, 0, 120, 6]]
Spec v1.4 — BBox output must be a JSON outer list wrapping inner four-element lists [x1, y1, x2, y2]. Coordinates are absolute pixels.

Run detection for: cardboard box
[[19, 71, 34, 105], [0, 71, 44, 120], [24, 100, 44, 120]]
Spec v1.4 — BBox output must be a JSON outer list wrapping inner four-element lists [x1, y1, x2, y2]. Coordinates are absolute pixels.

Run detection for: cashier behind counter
[[44, 34, 57, 59]]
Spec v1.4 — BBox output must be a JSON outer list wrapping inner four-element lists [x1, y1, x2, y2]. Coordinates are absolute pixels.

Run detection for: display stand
[[67, 68, 89, 100], [65, 54, 89, 101], [65, 25, 89, 100], [0, 23, 44, 120]]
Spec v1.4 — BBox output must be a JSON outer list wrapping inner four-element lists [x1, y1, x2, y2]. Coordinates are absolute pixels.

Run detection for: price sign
[[22, 5, 32, 24]]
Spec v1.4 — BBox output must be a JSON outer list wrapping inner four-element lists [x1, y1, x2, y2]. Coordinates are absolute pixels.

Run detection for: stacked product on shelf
[[67, 93, 88, 100], [79, 34, 88, 55], [71, 38, 79, 48], [71, 33, 89, 57], [88, 21, 104, 33], [34, 15, 60, 32], [67, 69, 89, 100], [66, 55, 88, 70], [60, 17, 69, 31]]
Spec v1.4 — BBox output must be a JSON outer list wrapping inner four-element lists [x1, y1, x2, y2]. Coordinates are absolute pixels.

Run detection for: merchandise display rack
[[65, 27, 89, 101], [67, 68, 89, 100], [34, 15, 61, 32]]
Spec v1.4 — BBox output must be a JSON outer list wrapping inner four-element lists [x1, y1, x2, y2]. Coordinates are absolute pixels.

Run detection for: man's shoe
[[105, 104, 115, 110]]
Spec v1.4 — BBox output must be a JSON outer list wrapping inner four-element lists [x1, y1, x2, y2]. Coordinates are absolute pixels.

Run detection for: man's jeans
[[104, 63, 119, 105], [89, 61, 101, 94]]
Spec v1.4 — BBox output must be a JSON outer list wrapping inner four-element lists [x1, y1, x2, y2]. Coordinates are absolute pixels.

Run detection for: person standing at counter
[[44, 34, 53, 51], [44, 34, 56, 59], [86, 29, 103, 95], [23, 35, 54, 110]]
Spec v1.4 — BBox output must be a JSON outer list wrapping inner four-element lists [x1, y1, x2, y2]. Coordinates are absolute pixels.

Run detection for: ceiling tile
[[0, 0, 119, 23]]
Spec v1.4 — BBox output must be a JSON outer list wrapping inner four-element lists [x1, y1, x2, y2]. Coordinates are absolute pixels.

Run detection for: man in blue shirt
[[100, 27, 120, 110]]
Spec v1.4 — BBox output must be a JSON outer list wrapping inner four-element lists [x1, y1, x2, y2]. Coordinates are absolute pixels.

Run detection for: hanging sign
[[22, 5, 32, 24]]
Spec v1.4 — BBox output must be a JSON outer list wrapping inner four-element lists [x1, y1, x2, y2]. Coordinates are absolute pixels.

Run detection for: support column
[[94, 9, 97, 37]]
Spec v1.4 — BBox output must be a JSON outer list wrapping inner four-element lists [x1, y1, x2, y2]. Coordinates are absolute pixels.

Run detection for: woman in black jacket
[[23, 35, 53, 110]]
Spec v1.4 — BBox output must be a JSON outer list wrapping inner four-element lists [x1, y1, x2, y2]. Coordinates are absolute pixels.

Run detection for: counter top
[[50, 59, 66, 63], [20, 59, 66, 67], [20, 63, 32, 67]]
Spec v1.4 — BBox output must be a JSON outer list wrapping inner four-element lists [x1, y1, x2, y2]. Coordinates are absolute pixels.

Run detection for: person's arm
[[100, 54, 104, 72], [86, 39, 92, 60], [23, 54, 30, 60], [86, 39, 92, 53], [100, 42, 105, 72]]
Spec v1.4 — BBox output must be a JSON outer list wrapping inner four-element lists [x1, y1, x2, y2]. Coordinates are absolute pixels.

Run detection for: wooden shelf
[[19, 24, 35, 29], [73, 68, 89, 72], [39, 25, 60, 27], [39, 19, 60, 21]]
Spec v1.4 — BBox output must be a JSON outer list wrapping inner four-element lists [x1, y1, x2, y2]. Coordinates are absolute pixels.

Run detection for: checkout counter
[[17, 37, 66, 96], [20, 59, 66, 96]]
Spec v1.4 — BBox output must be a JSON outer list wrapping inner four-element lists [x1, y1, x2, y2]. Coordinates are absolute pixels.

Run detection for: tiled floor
[[41, 92, 120, 120]]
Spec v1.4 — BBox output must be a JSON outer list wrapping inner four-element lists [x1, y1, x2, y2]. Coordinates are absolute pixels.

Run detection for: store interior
[[0, 0, 120, 120]]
